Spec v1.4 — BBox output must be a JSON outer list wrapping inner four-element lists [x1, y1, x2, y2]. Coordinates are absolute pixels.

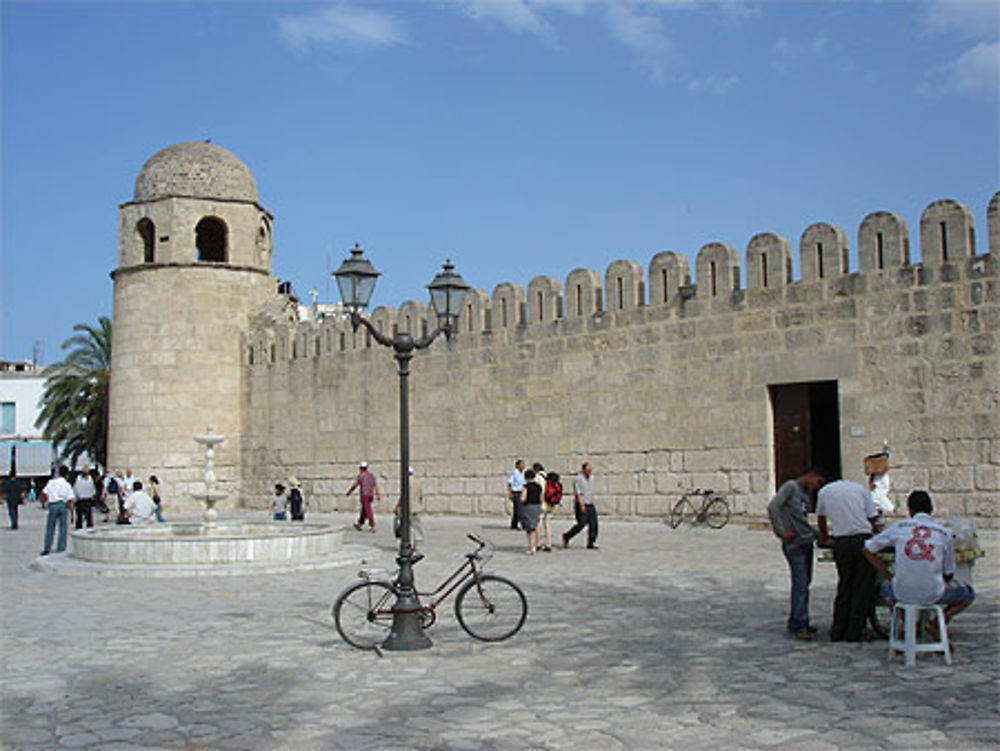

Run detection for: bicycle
[[332, 533, 528, 651], [666, 489, 731, 529]]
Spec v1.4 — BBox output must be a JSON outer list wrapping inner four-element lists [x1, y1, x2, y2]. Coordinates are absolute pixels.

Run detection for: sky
[[2, 0, 998, 365]]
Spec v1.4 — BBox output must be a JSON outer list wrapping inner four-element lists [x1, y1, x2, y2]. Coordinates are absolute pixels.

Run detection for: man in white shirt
[[817, 478, 879, 642], [863, 490, 974, 639], [122, 469, 136, 497], [73, 465, 98, 529], [124, 481, 157, 525], [41, 466, 75, 555]]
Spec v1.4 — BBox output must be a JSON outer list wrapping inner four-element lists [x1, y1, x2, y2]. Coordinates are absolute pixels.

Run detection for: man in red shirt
[[346, 461, 381, 533]]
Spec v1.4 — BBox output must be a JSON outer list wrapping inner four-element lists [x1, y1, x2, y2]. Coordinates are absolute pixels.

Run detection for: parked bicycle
[[333, 533, 528, 651], [666, 489, 731, 529]]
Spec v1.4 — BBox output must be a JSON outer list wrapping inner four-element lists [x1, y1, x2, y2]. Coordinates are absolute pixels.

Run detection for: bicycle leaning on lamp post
[[333, 243, 469, 651]]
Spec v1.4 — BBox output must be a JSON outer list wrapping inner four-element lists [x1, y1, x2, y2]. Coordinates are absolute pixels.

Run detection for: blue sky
[[2, 0, 998, 364]]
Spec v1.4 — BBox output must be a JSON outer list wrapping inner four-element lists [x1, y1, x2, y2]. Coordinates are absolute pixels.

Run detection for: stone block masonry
[[242, 193, 1000, 526]]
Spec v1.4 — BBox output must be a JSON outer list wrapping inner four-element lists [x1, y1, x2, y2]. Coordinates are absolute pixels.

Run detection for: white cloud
[[278, 3, 407, 51], [921, 0, 999, 40], [811, 34, 829, 55], [604, 4, 671, 54], [688, 73, 740, 94], [716, 0, 761, 27], [456, 0, 552, 36], [941, 40, 1000, 98], [774, 35, 794, 57]]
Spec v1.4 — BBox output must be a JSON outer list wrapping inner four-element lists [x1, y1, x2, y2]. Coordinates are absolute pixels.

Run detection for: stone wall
[[240, 194, 999, 524], [109, 265, 273, 503]]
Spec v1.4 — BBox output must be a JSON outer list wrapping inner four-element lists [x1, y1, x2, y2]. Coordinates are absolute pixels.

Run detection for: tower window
[[137, 218, 155, 263], [196, 217, 228, 262]]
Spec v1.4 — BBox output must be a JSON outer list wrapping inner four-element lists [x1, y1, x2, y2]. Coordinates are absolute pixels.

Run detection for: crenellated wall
[[240, 194, 1000, 524]]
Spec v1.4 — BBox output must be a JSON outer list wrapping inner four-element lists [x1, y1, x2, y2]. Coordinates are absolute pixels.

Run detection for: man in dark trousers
[[817, 477, 879, 642], [562, 462, 599, 550]]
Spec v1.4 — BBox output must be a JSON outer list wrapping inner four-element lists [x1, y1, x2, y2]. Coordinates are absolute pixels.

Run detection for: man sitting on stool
[[863, 490, 975, 643]]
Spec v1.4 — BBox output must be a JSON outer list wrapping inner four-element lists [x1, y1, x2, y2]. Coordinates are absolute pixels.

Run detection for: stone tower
[[108, 142, 274, 508]]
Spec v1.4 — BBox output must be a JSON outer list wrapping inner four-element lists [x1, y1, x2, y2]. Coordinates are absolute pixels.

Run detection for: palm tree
[[35, 316, 112, 469]]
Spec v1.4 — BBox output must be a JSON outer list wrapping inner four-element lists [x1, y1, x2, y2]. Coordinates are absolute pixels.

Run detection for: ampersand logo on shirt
[[903, 525, 935, 562]]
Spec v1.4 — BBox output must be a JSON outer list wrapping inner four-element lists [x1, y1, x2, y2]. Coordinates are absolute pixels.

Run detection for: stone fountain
[[192, 426, 228, 525], [34, 431, 376, 577]]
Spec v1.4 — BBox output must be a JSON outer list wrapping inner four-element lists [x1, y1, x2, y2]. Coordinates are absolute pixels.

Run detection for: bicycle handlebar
[[467, 533, 486, 548]]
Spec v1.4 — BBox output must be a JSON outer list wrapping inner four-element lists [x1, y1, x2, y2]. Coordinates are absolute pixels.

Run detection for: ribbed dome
[[133, 142, 258, 203]]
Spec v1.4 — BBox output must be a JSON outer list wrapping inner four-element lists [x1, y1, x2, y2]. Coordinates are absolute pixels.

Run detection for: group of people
[[507, 459, 599, 554], [768, 462, 975, 645], [270, 476, 306, 521], [1, 464, 165, 557]]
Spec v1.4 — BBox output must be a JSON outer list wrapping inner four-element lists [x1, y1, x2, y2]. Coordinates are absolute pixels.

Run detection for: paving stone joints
[[2, 509, 997, 750]]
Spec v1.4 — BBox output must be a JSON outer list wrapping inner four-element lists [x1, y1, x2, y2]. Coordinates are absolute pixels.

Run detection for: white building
[[0, 361, 55, 476]]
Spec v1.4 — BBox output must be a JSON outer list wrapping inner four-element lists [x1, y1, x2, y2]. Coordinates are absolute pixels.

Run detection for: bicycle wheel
[[703, 496, 731, 529], [333, 581, 395, 650], [669, 497, 697, 528], [454, 574, 527, 642]]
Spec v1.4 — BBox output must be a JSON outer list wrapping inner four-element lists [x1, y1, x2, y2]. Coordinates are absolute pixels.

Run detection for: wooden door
[[772, 384, 810, 486]]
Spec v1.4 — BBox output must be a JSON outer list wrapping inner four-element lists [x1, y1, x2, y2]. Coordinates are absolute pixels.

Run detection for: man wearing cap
[[347, 462, 380, 533]]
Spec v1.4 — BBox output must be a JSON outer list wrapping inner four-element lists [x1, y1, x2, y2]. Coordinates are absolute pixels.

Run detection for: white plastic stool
[[888, 602, 951, 667]]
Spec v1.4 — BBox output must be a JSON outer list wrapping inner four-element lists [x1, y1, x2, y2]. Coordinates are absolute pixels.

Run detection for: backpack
[[107, 477, 119, 496], [544, 474, 563, 506]]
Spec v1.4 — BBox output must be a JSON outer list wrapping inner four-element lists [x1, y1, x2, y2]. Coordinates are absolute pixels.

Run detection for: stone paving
[[1, 506, 997, 750]]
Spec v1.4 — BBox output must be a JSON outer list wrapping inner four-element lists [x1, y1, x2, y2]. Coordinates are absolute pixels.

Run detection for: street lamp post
[[333, 243, 469, 651]]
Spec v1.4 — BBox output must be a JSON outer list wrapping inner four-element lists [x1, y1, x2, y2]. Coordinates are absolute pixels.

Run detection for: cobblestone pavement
[[2, 506, 997, 750]]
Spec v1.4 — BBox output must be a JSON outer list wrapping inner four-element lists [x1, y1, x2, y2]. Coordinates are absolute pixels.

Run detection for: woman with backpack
[[541, 469, 563, 552]]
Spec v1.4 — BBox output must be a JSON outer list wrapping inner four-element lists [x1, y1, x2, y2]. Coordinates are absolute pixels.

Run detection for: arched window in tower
[[137, 218, 155, 263], [196, 217, 228, 263], [256, 218, 271, 265]]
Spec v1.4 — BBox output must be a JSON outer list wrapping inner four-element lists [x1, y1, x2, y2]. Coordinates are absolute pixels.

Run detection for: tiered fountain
[[36, 429, 374, 577]]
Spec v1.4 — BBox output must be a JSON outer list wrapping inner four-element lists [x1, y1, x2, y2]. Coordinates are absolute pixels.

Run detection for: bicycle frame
[[411, 554, 480, 614], [364, 539, 486, 617]]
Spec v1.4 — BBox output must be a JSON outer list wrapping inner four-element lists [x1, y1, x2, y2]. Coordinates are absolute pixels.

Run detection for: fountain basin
[[71, 521, 344, 565], [33, 520, 378, 577]]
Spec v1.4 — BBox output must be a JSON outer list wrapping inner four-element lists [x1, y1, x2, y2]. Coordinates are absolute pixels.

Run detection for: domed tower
[[109, 142, 275, 509]]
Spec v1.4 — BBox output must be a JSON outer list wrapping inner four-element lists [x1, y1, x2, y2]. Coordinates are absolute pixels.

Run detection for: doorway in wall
[[770, 381, 842, 487]]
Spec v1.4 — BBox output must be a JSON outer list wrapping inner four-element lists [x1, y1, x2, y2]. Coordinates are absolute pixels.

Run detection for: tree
[[35, 316, 111, 469]]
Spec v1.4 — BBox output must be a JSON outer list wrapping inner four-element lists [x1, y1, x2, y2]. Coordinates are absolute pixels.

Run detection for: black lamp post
[[333, 243, 469, 651]]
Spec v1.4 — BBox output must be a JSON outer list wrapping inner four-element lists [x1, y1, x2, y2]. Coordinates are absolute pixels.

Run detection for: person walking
[[817, 477, 879, 642], [73, 465, 98, 529], [521, 468, 543, 555], [346, 461, 380, 533], [562, 462, 599, 550], [767, 468, 827, 640], [533, 463, 555, 552], [507, 459, 526, 530], [41, 466, 75, 555], [148, 475, 166, 522], [541, 471, 564, 552], [3, 469, 24, 530]]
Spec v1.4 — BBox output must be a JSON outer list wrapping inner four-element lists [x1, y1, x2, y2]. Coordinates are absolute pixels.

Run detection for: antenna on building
[[32, 340, 43, 366], [325, 251, 332, 300]]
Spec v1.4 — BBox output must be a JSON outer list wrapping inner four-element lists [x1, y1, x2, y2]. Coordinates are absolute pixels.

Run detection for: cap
[[360, 461, 368, 468]]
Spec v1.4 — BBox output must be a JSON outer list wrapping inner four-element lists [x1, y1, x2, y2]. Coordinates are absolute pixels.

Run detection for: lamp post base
[[381, 606, 433, 651]]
